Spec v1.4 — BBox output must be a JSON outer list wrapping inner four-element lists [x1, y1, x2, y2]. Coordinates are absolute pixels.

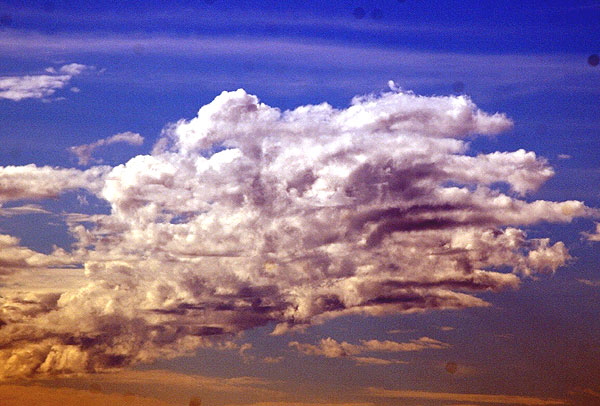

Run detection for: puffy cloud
[[0, 164, 107, 202], [0, 234, 74, 275], [58, 63, 88, 76], [289, 336, 449, 364], [361, 336, 450, 352], [69, 132, 144, 166], [290, 338, 362, 358], [0, 87, 592, 379], [0, 63, 89, 101]]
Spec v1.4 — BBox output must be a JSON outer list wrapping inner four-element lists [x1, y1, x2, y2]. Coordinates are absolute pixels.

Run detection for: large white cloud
[[0, 87, 592, 379]]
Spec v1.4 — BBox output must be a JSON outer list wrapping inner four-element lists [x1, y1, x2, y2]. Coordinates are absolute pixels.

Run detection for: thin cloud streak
[[289, 336, 450, 365], [1, 32, 593, 103], [367, 387, 567, 405], [90, 369, 285, 398], [582, 223, 600, 241], [226, 403, 375, 406], [69, 132, 144, 166], [0, 385, 178, 406], [577, 278, 600, 287], [0, 63, 89, 101], [0, 31, 587, 73], [0, 204, 50, 216]]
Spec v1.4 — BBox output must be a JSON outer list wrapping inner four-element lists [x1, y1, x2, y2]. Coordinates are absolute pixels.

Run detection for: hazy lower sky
[[0, 1, 599, 405]]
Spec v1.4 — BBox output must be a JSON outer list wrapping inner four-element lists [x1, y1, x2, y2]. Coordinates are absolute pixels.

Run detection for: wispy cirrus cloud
[[0, 63, 89, 101], [91, 369, 284, 399], [0, 32, 588, 79], [0, 204, 50, 216], [366, 387, 567, 405], [576, 279, 600, 287], [69, 132, 144, 166], [0, 32, 595, 104], [225, 403, 375, 406], [0, 86, 592, 379], [582, 222, 600, 241]]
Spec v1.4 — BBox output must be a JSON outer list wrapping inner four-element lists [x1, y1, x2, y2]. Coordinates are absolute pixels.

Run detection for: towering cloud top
[[0, 88, 589, 379]]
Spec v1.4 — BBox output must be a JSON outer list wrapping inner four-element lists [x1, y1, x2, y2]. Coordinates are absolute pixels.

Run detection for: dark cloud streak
[[0, 86, 591, 378]]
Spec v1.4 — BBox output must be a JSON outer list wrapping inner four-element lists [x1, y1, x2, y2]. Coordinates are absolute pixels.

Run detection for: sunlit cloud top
[[0, 84, 591, 379]]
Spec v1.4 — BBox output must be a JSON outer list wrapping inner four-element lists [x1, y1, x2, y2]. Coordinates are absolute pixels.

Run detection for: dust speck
[[445, 361, 458, 374]]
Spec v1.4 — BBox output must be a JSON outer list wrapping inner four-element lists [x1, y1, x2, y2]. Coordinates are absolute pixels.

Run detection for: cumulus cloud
[[0, 87, 592, 379], [0, 164, 107, 202], [0, 234, 75, 275], [69, 132, 144, 166], [0, 63, 89, 101], [289, 336, 448, 364]]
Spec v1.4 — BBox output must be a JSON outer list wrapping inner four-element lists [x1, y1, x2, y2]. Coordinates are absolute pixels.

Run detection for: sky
[[0, 0, 599, 405]]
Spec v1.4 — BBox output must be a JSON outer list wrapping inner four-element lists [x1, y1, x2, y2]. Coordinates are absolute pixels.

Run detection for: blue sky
[[0, 1, 599, 406]]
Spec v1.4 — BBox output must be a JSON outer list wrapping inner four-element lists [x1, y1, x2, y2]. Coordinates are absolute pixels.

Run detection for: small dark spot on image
[[133, 44, 145, 55], [535, 123, 547, 136], [89, 383, 102, 393], [42, 1, 56, 13], [203, 0, 216, 4], [45, 22, 59, 35], [452, 81, 465, 94], [370, 8, 384, 20], [397, 0, 406, 2], [445, 361, 458, 374], [242, 60, 255, 72], [588, 54, 599, 67], [265, 24, 280, 35], [0, 14, 13, 27], [353, 7, 366, 19], [189, 396, 202, 406], [9, 148, 22, 159]]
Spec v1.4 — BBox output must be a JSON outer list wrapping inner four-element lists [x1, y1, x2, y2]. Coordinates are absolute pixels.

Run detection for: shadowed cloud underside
[[0, 86, 590, 379]]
